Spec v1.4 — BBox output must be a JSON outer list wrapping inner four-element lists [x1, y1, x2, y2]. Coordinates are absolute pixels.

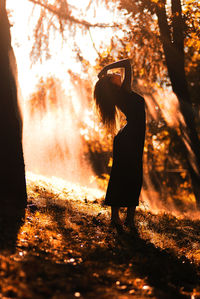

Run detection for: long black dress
[[104, 89, 146, 207]]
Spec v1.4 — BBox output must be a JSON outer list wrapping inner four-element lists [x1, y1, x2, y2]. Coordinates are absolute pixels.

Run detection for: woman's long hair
[[93, 74, 121, 132]]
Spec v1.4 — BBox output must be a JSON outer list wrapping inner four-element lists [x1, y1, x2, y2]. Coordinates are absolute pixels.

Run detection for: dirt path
[[0, 175, 200, 298]]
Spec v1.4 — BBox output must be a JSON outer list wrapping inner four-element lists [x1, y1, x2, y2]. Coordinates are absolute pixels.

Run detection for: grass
[[0, 173, 200, 298]]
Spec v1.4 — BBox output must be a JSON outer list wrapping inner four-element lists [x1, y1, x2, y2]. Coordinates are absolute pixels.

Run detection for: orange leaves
[[186, 32, 200, 51], [183, 0, 200, 49]]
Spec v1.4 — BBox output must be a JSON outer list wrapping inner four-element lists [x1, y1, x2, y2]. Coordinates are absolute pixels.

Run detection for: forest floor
[[0, 173, 200, 299]]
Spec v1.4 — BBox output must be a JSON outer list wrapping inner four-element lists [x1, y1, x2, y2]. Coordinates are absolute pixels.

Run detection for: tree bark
[[156, 0, 200, 208], [0, 1, 27, 249], [0, 0, 6, 10]]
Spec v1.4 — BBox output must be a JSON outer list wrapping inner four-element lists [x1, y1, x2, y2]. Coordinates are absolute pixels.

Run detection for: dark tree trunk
[[156, 0, 200, 208], [0, 1, 27, 250]]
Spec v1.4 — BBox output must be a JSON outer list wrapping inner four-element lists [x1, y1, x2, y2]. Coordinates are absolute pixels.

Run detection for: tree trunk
[[156, 0, 200, 208], [0, 1, 27, 250]]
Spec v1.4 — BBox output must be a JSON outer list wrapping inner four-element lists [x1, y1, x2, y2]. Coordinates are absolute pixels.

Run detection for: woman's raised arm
[[98, 59, 132, 91]]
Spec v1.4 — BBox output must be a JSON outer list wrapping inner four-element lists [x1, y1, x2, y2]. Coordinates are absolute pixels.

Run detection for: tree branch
[[156, 0, 189, 99], [156, 0, 172, 48], [28, 0, 118, 29]]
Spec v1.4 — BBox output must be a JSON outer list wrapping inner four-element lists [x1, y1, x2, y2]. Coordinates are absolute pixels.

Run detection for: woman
[[93, 59, 146, 232]]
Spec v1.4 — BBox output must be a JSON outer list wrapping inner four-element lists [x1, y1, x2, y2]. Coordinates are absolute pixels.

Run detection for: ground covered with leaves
[[0, 173, 200, 299]]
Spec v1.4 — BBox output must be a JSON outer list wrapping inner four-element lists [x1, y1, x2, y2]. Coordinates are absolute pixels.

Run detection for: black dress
[[104, 90, 146, 207]]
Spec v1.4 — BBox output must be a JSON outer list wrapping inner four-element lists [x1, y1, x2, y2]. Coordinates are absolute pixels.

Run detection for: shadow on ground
[[0, 186, 200, 298], [19, 199, 200, 298]]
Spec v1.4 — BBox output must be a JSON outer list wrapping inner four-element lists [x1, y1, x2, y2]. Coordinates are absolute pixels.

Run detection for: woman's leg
[[111, 206, 124, 233], [111, 206, 121, 224], [125, 206, 136, 228]]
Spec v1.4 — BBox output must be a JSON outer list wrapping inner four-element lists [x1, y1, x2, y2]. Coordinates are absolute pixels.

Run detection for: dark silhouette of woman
[[93, 59, 146, 232]]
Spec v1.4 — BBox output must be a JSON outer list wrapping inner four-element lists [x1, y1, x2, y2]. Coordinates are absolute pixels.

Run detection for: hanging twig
[[88, 27, 101, 58]]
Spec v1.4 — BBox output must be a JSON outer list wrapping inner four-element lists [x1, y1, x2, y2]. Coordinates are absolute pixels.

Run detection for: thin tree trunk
[[156, 0, 200, 208]]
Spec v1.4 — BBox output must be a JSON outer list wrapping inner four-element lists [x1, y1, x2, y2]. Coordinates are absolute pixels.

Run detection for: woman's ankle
[[125, 207, 136, 225], [127, 206, 135, 217], [111, 207, 122, 224]]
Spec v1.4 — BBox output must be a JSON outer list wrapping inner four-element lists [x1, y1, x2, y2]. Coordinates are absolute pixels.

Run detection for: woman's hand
[[98, 67, 107, 79]]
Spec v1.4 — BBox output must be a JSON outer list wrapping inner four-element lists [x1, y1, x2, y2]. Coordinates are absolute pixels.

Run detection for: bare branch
[[28, 0, 118, 28]]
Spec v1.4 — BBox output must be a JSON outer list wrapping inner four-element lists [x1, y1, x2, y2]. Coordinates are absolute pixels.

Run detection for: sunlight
[[6, 1, 80, 98], [67, 0, 119, 23], [6, 0, 119, 99], [26, 171, 104, 203], [6, 0, 36, 98], [83, 110, 95, 128]]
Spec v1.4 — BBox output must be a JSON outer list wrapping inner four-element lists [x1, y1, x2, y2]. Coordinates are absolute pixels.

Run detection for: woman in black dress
[[93, 59, 146, 232]]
